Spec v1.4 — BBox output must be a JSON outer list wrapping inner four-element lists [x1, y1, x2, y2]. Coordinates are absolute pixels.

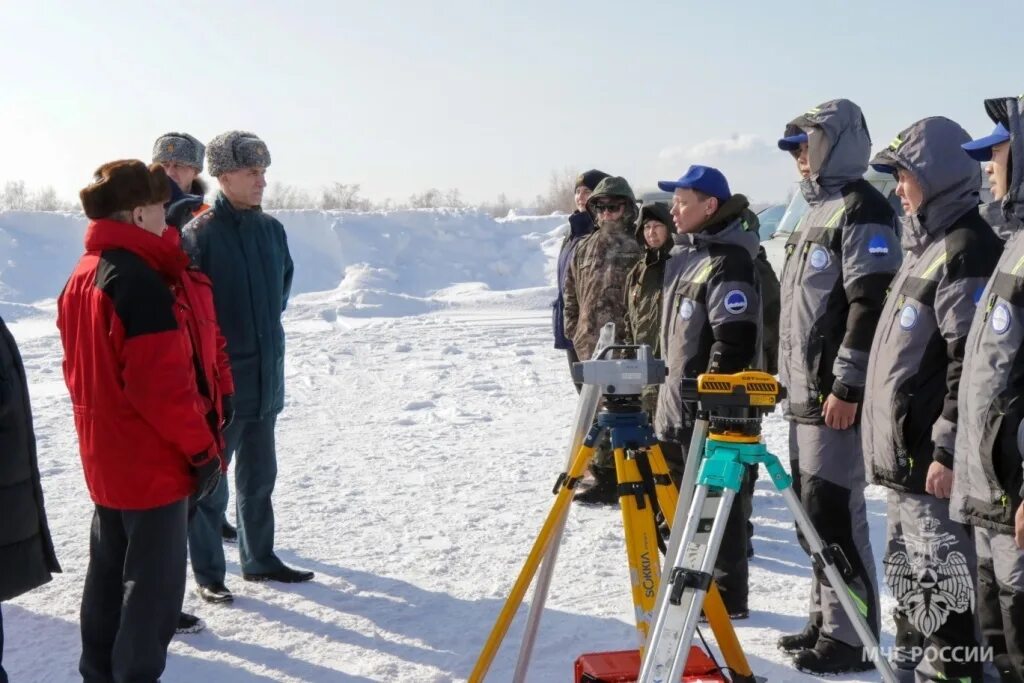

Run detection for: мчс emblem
[[884, 516, 973, 637]]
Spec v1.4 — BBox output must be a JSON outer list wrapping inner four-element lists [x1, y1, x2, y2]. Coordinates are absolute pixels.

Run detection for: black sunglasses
[[593, 202, 626, 214]]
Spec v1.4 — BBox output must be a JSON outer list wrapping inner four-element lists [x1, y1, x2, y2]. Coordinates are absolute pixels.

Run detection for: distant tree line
[[0, 181, 78, 212], [0, 169, 581, 218]]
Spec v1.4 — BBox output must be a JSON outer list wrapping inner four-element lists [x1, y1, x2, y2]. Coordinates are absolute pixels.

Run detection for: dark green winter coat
[[623, 203, 675, 413], [183, 193, 294, 421], [0, 316, 60, 601]]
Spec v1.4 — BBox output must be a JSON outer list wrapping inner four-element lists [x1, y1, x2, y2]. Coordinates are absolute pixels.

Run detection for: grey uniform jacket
[[951, 96, 1024, 533], [862, 117, 1002, 495], [777, 99, 901, 422], [655, 198, 761, 443]]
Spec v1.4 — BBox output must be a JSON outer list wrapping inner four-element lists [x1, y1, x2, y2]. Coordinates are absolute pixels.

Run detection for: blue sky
[[1, 0, 1020, 205]]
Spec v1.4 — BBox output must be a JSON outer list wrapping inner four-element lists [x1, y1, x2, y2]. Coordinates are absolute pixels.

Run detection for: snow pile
[[277, 209, 568, 319], [0, 209, 569, 320], [0, 211, 86, 316]]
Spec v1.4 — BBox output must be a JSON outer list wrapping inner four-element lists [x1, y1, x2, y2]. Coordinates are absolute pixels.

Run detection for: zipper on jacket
[[983, 293, 998, 323], [881, 294, 906, 346]]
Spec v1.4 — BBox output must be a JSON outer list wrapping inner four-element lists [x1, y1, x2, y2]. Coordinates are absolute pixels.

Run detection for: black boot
[[221, 520, 238, 543], [777, 619, 820, 653], [573, 468, 618, 506], [791, 635, 874, 674]]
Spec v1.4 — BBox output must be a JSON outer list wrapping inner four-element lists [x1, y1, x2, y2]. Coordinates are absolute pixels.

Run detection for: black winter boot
[[573, 468, 618, 506], [777, 619, 820, 653], [791, 635, 874, 674]]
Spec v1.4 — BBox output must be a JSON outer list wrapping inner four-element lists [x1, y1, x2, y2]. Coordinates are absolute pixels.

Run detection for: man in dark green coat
[[183, 131, 312, 605], [0, 316, 60, 682]]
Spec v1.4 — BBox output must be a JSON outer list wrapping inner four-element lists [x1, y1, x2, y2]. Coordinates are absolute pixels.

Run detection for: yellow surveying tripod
[[470, 344, 752, 681]]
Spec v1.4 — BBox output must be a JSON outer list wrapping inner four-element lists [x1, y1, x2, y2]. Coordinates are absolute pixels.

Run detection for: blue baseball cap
[[657, 165, 731, 201], [778, 132, 809, 151], [962, 123, 1010, 161]]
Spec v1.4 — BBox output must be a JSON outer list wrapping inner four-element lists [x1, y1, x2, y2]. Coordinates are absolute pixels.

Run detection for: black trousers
[[80, 499, 188, 683], [660, 439, 752, 613]]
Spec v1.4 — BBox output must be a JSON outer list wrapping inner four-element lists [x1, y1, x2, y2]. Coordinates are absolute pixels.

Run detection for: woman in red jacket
[[57, 160, 230, 683]]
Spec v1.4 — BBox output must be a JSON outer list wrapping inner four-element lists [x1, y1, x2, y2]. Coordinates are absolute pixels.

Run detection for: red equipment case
[[574, 647, 728, 682]]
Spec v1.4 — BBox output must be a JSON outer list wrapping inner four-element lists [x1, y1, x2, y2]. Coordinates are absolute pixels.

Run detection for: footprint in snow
[[394, 342, 413, 352], [441, 345, 463, 355], [514, 348, 534, 357], [403, 400, 436, 410]]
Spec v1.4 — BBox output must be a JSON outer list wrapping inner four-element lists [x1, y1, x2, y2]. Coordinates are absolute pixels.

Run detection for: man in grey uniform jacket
[[865, 116, 1000, 682], [654, 165, 760, 617], [951, 95, 1024, 683], [775, 99, 900, 674]]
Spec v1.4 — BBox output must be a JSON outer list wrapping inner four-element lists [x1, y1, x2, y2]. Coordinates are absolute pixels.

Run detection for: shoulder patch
[[724, 289, 748, 314], [868, 235, 890, 256]]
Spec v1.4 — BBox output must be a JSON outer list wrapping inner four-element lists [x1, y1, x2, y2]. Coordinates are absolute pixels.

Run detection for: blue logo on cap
[[724, 290, 748, 315], [868, 235, 890, 256]]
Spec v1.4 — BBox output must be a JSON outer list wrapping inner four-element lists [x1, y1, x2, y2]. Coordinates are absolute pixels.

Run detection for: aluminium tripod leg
[[779, 484, 897, 682], [640, 484, 739, 683], [512, 324, 615, 683], [648, 425, 753, 679], [469, 436, 598, 682], [657, 420, 708, 587]]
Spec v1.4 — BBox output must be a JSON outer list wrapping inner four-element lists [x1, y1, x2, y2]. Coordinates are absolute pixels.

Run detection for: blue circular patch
[[992, 303, 1012, 335], [868, 235, 890, 256], [679, 298, 695, 321], [809, 246, 830, 270], [899, 305, 918, 330], [724, 290, 748, 315]]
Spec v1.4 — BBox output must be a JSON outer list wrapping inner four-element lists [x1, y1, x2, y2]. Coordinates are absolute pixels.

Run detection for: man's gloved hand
[[221, 394, 234, 429], [191, 454, 222, 503]]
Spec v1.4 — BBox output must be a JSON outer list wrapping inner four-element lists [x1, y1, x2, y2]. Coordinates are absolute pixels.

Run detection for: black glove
[[191, 455, 222, 503], [222, 394, 234, 429]]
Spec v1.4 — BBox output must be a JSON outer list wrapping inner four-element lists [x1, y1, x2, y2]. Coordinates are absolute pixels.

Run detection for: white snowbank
[[0, 209, 569, 319]]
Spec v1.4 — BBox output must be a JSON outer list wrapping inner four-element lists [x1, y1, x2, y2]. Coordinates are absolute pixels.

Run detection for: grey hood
[[692, 214, 760, 258], [985, 95, 1024, 230], [786, 99, 871, 195], [870, 117, 981, 252]]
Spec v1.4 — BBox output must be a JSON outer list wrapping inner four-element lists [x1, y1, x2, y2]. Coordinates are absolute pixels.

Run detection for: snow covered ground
[[1, 209, 895, 682]]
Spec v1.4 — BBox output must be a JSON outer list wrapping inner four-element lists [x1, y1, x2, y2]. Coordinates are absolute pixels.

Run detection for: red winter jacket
[[166, 227, 235, 449], [57, 219, 229, 510]]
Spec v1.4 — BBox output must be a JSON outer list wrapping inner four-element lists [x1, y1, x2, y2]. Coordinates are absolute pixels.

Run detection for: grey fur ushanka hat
[[206, 131, 272, 177], [152, 132, 205, 172]]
